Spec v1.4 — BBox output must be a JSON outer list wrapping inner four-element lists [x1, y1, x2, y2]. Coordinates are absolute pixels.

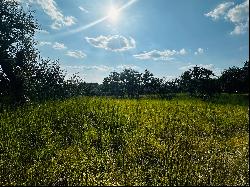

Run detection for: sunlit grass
[[0, 96, 249, 185]]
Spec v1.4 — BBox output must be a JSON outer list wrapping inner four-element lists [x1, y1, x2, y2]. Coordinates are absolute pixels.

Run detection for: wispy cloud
[[52, 42, 67, 50], [63, 65, 112, 72], [37, 29, 49, 34], [66, 50, 86, 59], [38, 41, 67, 50], [63, 64, 140, 72], [194, 48, 204, 55], [79, 6, 89, 13], [134, 49, 187, 61], [37, 41, 52, 46], [116, 64, 140, 71], [62, 63, 141, 83], [25, 0, 77, 30], [205, 0, 249, 35], [85, 35, 136, 52]]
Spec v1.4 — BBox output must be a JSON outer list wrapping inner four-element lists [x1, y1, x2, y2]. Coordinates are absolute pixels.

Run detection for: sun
[[107, 6, 120, 23]]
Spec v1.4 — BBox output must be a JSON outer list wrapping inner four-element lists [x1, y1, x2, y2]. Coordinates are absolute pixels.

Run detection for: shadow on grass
[[208, 93, 249, 107]]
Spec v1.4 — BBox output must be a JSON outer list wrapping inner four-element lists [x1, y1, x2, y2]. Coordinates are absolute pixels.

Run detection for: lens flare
[[108, 6, 120, 23], [59, 0, 138, 36]]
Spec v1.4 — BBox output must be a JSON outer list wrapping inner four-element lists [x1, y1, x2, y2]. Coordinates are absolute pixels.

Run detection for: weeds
[[0, 96, 249, 185]]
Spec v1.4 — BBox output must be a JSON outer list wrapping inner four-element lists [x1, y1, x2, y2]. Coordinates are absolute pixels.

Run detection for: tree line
[[0, 0, 249, 108], [99, 62, 249, 99]]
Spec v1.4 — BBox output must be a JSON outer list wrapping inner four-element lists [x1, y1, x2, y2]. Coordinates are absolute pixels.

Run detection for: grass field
[[0, 96, 249, 186]]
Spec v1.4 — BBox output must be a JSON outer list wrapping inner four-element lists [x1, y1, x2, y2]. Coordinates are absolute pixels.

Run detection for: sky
[[18, 0, 249, 83]]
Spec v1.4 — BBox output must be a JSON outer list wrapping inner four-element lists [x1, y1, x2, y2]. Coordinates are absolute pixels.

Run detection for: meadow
[[0, 95, 249, 186]]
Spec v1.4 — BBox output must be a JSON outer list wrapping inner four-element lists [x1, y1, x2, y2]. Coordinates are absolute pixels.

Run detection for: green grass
[[209, 93, 249, 107], [0, 96, 249, 186]]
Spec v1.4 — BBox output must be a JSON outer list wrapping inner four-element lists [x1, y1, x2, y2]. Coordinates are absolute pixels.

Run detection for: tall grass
[[0, 96, 249, 185]]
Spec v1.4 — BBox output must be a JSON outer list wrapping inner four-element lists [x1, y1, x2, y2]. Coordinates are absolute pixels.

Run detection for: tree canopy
[[0, 0, 39, 104]]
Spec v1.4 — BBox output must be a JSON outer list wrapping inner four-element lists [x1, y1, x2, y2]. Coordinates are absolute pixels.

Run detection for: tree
[[179, 66, 218, 98], [102, 69, 143, 98], [26, 58, 67, 101], [241, 61, 249, 93], [102, 72, 123, 97], [160, 78, 180, 96], [0, 0, 73, 105], [141, 69, 154, 94], [219, 61, 249, 93], [0, 0, 39, 104], [120, 69, 142, 98]]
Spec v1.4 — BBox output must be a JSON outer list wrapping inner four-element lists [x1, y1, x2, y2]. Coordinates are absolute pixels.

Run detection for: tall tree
[[0, 0, 39, 104], [141, 69, 154, 94]]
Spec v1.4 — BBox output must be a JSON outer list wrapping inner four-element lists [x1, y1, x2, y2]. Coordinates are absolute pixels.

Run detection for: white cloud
[[205, 2, 234, 20], [205, 0, 249, 35], [38, 41, 52, 46], [23, 0, 77, 29], [133, 49, 187, 61], [61, 63, 142, 83], [52, 42, 67, 50], [66, 50, 86, 59], [85, 35, 136, 52], [63, 16, 76, 26], [63, 65, 110, 72], [37, 29, 49, 34], [116, 64, 140, 70], [179, 48, 187, 55], [38, 41, 67, 50], [194, 48, 204, 55], [88, 65, 113, 72], [62, 64, 140, 74], [79, 6, 89, 13], [226, 0, 249, 35]]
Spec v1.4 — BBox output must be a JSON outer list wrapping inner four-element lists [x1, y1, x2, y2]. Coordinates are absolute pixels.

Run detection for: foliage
[[179, 66, 219, 99], [103, 71, 123, 97], [102, 68, 165, 98], [0, 0, 39, 104], [0, 96, 248, 186], [0, 0, 84, 106], [25, 58, 66, 101], [219, 61, 249, 93], [120, 69, 142, 98], [101, 62, 248, 100]]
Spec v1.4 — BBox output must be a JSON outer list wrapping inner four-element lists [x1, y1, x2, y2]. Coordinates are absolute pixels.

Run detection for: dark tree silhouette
[[179, 66, 218, 98], [242, 61, 249, 93], [120, 69, 142, 98], [102, 69, 143, 98], [103, 71, 123, 97], [219, 61, 249, 93], [26, 58, 67, 101], [0, 0, 39, 104], [142, 69, 154, 94]]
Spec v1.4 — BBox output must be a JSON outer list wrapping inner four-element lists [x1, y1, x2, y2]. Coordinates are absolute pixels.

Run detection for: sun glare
[[107, 6, 120, 23]]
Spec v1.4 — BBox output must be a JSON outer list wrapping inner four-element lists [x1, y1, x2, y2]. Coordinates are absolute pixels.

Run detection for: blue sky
[[19, 0, 249, 83]]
